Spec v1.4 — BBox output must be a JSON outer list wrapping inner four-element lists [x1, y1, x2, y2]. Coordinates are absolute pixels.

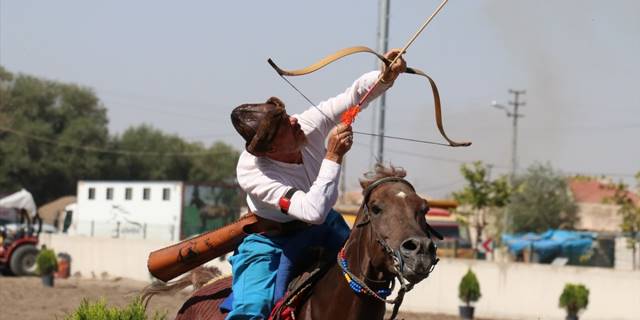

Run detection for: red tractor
[[0, 190, 41, 276]]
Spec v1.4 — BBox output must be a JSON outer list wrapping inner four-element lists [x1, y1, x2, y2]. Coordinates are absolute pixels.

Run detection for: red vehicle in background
[[0, 190, 41, 276]]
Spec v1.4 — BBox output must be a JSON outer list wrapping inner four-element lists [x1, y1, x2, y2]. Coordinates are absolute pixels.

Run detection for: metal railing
[[68, 220, 177, 241]]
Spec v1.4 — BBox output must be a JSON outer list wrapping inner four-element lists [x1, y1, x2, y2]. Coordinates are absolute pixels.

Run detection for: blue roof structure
[[502, 229, 595, 264]]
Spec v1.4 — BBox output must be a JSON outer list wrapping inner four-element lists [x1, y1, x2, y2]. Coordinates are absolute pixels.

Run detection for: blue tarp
[[502, 229, 595, 263]]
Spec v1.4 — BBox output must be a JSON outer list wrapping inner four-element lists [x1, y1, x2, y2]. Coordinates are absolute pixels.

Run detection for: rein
[[337, 177, 440, 320]]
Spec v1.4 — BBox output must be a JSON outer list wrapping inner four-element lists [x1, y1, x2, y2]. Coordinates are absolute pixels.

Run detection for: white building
[[68, 181, 243, 242], [71, 181, 183, 242]]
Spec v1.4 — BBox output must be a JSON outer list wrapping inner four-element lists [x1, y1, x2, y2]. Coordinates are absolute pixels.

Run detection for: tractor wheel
[[9, 244, 39, 276]]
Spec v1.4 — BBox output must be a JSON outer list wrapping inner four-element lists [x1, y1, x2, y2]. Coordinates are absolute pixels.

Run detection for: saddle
[[269, 260, 333, 320], [174, 246, 332, 320]]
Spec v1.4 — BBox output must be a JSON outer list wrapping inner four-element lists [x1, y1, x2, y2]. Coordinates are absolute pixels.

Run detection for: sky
[[1, 0, 639, 198]]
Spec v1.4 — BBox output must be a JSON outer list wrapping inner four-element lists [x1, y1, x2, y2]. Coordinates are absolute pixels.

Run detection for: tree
[[0, 66, 240, 204], [188, 141, 240, 183], [104, 125, 239, 183], [606, 175, 640, 270], [507, 163, 578, 233], [0, 67, 110, 204], [453, 161, 510, 251], [107, 125, 195, 181], [0, 66, 13, 121]]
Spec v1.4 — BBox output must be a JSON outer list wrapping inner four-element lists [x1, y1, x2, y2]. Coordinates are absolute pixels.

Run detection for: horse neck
[[343, 220, 394, 290], [304, 205, 402, 319], [303, 224, 387, 319]]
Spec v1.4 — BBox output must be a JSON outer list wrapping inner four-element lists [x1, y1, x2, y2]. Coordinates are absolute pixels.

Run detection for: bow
[[268, 46, 471, 147]]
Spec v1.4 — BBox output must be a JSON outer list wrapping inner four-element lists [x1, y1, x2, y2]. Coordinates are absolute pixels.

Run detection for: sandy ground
[[0, 275, 472, 320]]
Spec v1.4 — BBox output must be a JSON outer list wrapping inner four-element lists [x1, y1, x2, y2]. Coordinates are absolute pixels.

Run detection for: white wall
[[40, 233, 231, 283], [41, 234, 640, 320], [403, 259, 640, 320], [73, 181, 183, 241], [615, 237, 639, 271]]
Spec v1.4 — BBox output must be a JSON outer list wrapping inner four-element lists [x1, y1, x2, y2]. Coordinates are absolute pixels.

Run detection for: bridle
[[338, 176, 440, 320]]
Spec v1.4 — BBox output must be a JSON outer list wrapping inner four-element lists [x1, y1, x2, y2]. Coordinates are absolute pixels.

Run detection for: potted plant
[[36, 247, 58, 287], [559, 283, 589, 320], [458, 269, 481, 320]]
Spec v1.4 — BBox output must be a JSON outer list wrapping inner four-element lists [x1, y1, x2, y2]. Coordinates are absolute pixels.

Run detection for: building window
[[88, 188, 95, 200], [106, 188, 113, 200], [125, 188, 132, 200], [143, 188, 151, 200], [162, 188, 170, 201]]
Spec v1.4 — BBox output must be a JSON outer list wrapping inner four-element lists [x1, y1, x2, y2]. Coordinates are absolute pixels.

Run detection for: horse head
[[349, 165, 441, 287]]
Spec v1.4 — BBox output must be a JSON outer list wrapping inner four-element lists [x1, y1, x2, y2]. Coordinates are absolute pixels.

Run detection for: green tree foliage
[[458, 269, 481, 306], [0, 67, 109, 203], [452, 161, 510, 246], [559, 283, 589, 317], [64, 298, 166, 320], [507, 163, 578, 233], [189, 141, 240, 183], [107, 125, 239, 182], [606, 175, 640, 269], [108, 125, 196, 181], [0, 66, 14, 118], [0, 66, 240, 204]]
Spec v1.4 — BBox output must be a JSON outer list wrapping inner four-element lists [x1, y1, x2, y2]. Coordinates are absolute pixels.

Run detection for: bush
[[36, 248, 58, 275], [458, 269, 481, 306], [559, 283, 589, 316], [64, 297, 167, 320]]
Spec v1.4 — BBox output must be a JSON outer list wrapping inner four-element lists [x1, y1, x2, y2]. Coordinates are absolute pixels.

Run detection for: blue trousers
[[225, 210, 350, 320]]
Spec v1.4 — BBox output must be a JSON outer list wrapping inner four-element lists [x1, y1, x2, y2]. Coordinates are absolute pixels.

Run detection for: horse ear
[[359, 179, 372, 192]]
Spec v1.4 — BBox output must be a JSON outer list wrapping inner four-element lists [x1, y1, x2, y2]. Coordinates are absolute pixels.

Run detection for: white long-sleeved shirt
[[236, 71, 390, 224]]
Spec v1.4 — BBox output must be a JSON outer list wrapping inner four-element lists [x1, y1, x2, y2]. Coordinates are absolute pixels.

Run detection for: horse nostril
[[427, 240, 436, 254], [401, 238, 420, 253]]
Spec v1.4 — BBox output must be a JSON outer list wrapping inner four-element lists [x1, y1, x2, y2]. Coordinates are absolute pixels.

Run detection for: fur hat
[[230, 97, 286, 155]]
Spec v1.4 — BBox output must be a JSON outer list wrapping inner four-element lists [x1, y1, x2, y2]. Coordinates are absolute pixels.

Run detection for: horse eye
[[371, 204, 383, 215], [420, 206, 430, 216]]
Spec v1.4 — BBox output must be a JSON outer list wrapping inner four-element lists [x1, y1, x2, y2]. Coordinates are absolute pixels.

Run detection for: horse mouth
[[400, 255, 437, 284]]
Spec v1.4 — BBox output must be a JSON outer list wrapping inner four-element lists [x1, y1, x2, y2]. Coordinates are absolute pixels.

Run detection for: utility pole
[[492, 89, 526, 183], [508, 89, 525, 181], [492, 90, 525, 234], [375, 0, 390, 164]]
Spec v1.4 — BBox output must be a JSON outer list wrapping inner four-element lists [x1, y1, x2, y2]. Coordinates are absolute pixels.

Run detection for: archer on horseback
[[226, 49, 406, 319]]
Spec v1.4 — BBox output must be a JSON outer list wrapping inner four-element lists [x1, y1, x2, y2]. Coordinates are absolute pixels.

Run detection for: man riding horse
[[227, 49, 406, 319]]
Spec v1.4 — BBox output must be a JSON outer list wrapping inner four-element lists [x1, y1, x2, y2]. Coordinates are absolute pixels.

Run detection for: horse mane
[[140, 266, 224, 309], [359, 164, 407, 191]]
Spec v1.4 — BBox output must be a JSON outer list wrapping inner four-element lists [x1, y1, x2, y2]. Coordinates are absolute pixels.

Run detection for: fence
[[67, 220, 178, 242]]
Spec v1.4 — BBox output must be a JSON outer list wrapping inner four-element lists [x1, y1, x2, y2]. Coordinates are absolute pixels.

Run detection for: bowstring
[[276, 73, 450, 147]]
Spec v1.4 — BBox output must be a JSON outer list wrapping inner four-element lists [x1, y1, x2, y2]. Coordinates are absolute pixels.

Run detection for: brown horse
[[145, 166, 440, 320]]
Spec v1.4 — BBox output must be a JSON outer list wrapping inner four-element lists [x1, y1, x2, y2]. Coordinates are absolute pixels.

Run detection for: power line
[[102, 95, 224, 124], [2, 125, 635, 178], [420, 179, 465, 192], [354, 141, 638, 180], [98, 88, 216, 110], [0, 126, 239, 157], [354, 141, 509, 168]]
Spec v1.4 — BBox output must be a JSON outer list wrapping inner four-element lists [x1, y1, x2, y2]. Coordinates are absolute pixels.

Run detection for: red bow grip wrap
[[341, 76, 384, 125]]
